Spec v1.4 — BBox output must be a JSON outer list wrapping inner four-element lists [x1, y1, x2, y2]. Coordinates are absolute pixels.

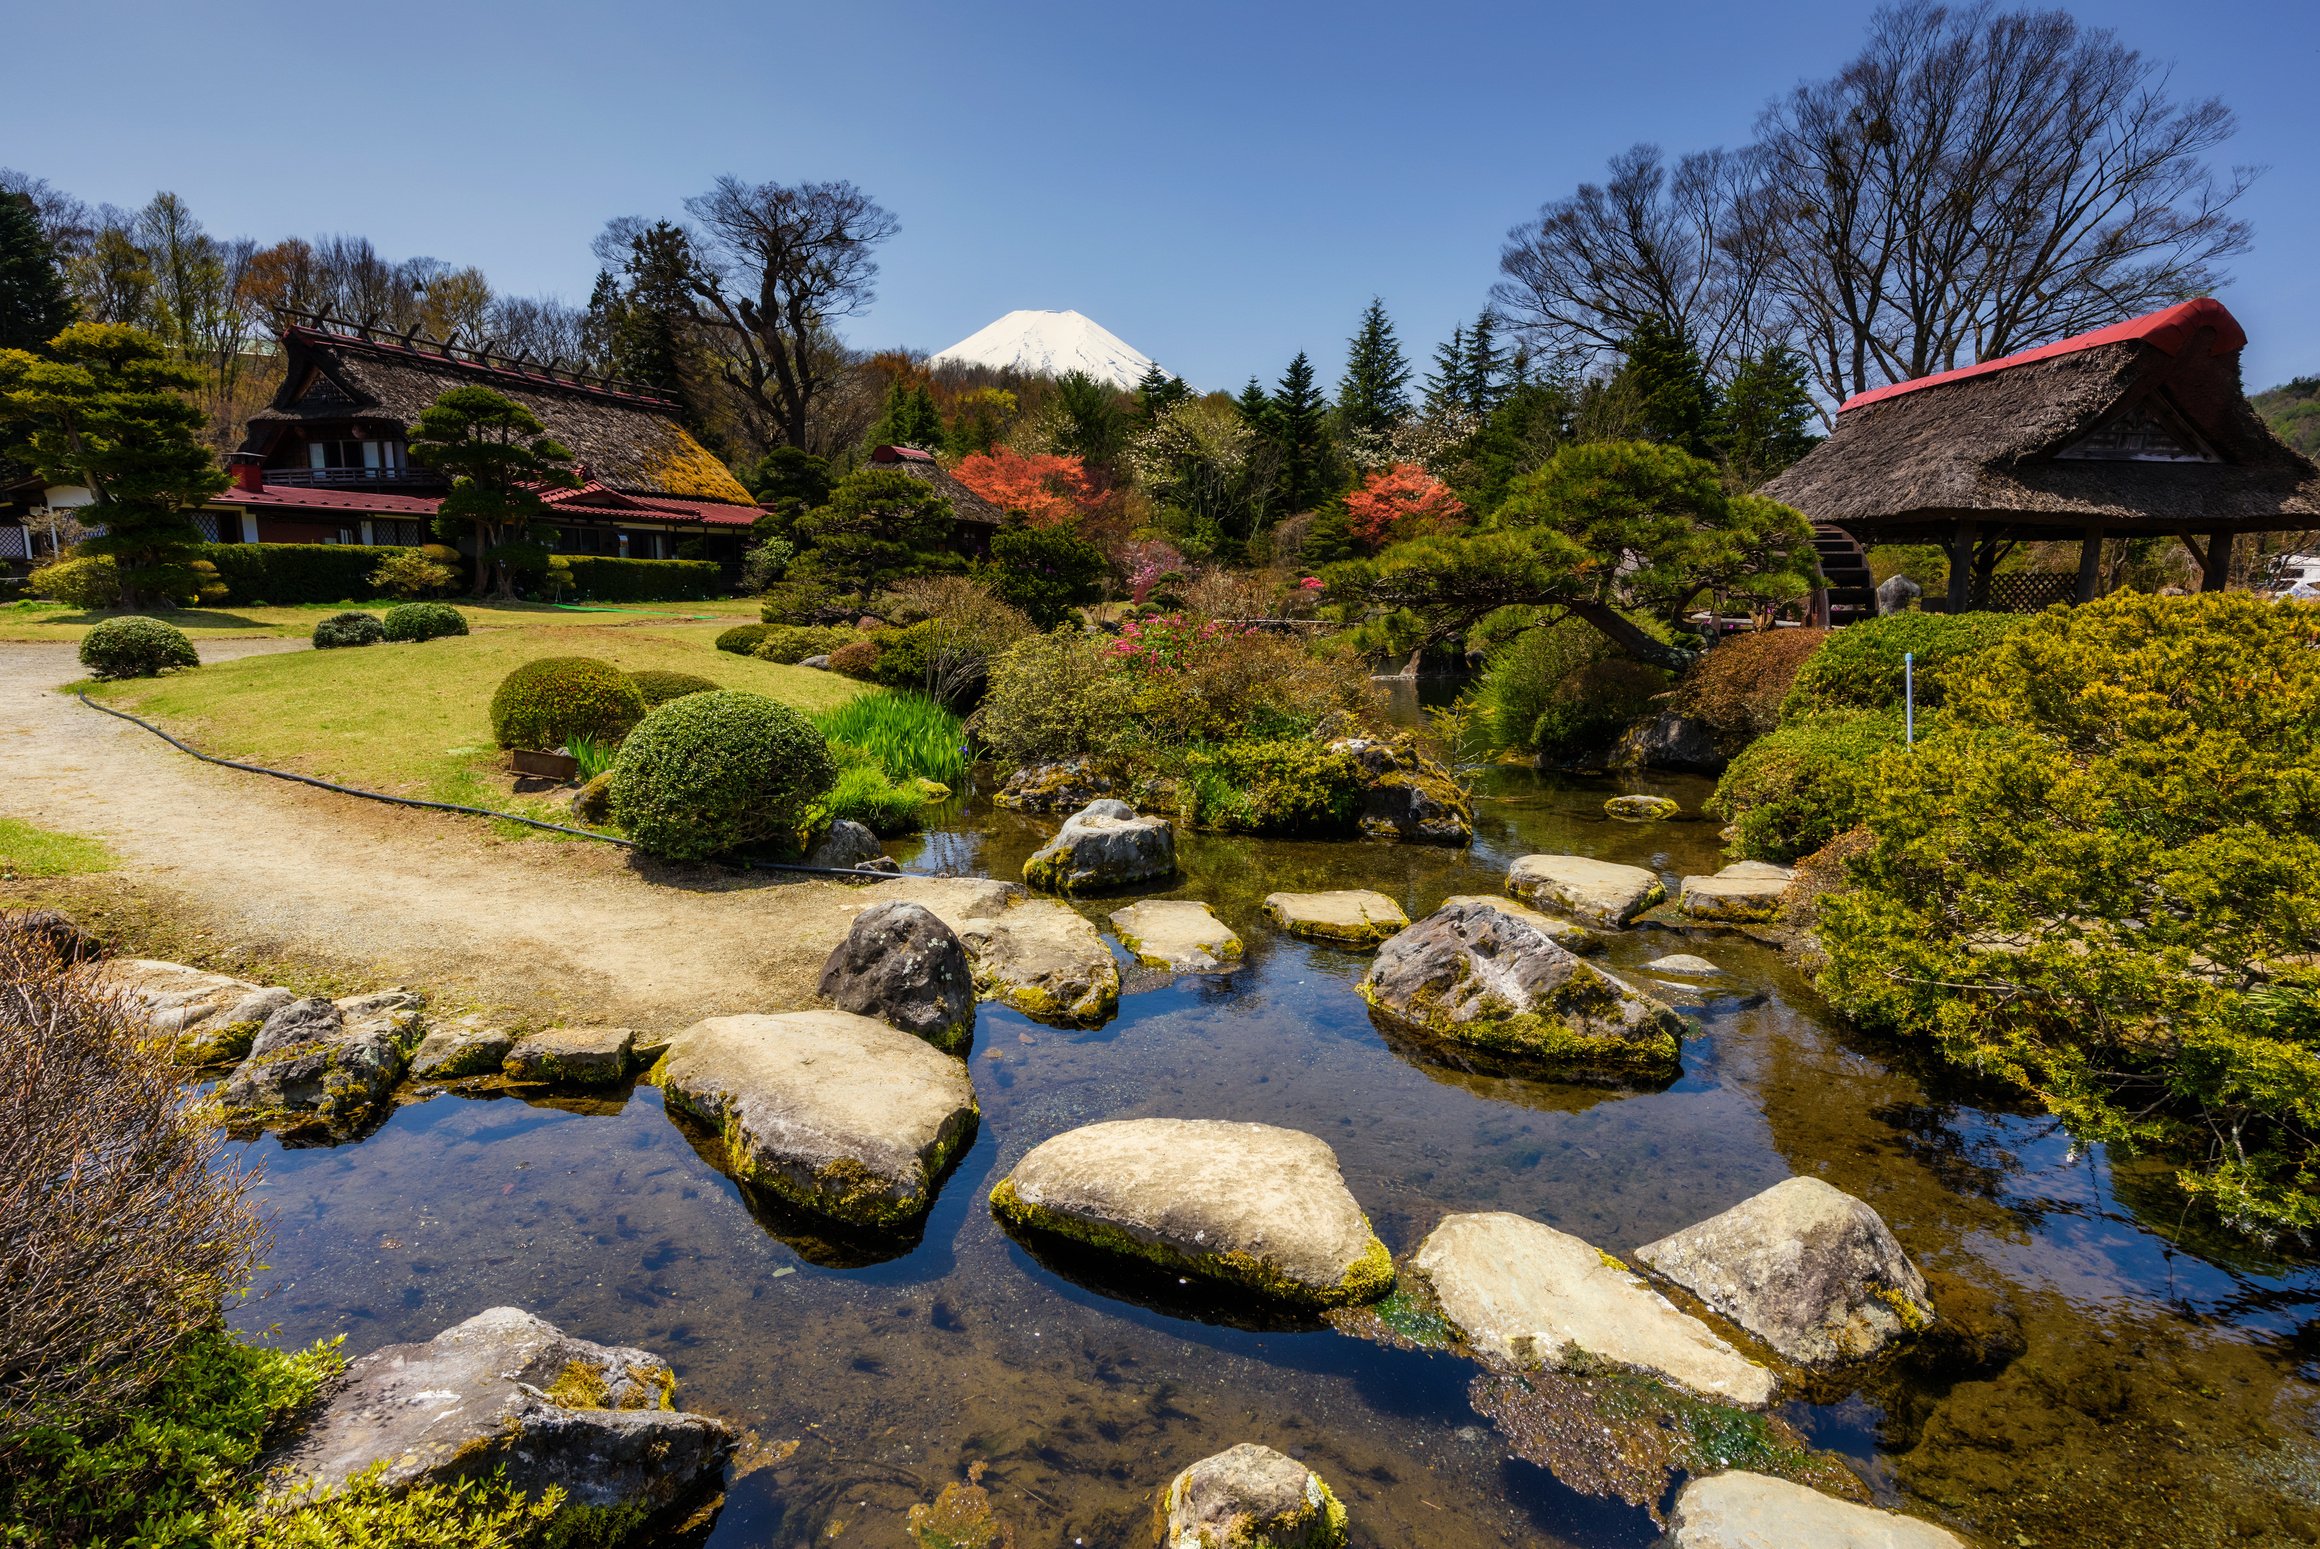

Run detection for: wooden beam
[[2074, 524, 2105, 603], [1946, 521, 1978, 612], [2202, 528, 2235, 592], [2178, 532, 2211, 574]]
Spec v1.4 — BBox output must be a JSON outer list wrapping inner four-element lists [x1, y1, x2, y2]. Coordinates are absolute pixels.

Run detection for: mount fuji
[[928, 309, 1160, 389]]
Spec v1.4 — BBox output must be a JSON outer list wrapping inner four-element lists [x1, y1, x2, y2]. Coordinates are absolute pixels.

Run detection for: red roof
[[870, 444, 937, 465], [212, 484, 443, 515], [1837, 297, 2248, 414], [212, 478, 756, 527]]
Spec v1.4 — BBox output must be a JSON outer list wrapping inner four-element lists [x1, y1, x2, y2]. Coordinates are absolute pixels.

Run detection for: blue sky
[[6, 0, 2317, 393]]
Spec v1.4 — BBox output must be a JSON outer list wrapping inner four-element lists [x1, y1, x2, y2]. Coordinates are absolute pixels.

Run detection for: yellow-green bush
[[27, 554, 122, 609], [1708, 710, 1905, 863], [488, 657, 647, 751], [1181, 738, 1365, 833], [626, 669, 718, 708]]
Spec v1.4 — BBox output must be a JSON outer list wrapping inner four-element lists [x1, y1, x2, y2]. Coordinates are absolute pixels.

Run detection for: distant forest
[[2255, 377, 2320, 457]]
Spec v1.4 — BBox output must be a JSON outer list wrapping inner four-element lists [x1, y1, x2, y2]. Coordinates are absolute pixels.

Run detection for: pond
[[229, 753, 2320, 1546]]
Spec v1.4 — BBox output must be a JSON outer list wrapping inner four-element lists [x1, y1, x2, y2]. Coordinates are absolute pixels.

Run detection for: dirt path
[[0, 641, 983, 1030]]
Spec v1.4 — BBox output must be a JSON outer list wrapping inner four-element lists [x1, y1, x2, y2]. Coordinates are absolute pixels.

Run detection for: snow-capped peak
[[928, 309, 1160, 390]]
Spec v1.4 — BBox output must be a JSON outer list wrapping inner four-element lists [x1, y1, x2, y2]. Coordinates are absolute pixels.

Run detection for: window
[[306, 438, 407, 474]]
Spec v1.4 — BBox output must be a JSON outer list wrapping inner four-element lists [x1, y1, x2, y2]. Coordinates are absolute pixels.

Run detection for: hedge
[[197, 543, 406, 606], [557, 557, 723, 602]]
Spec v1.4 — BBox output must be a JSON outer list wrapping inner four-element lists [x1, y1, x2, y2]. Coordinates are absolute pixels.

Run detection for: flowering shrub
[[1344, 463, 1466, 548], [1121, 540, 1186, 604], [1108, 613, 1256, 675], [951, 447, 1097, 527]]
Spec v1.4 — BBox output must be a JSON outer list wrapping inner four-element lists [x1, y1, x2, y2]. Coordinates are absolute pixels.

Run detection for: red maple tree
[[1343, 463, 1466, 548], [951, 447, 1097, 528]]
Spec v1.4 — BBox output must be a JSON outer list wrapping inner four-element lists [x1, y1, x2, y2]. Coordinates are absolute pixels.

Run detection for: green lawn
[[0, 817, 115, 878], [0, 596, 763, 644], [86, 623, 859, 811]]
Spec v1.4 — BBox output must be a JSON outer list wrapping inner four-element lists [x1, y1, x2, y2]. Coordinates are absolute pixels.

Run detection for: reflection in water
[[232, 762, 2320, 1547]]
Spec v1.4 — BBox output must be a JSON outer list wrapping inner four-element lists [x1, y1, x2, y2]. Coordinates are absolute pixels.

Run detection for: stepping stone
[[1159, 1444, 1348, 1549], [269, 1307, 729, 1522], [87, 958, 276, 1065], [1634, 1176, 1934, 1367], [1670, 1470, 1968, 1548], [1439, 893, 1604, 954], [991, 1118, 1393, 1309], [1023, 798, 1175, 893], [1679, 862, 1796, 923], [955, 899, 1120, 1026], [1260, 889, 1409, 947], [818, 899, 976, 1053], [1606, 794, 1680, 821], [1507, 854, 1666, 928], [217, 992, 425, 1141], [1110, 900, 1242, 972], [504, 1025, 635, 1086], [1361, 901, 1682, 1082], [657, 1010, 978, 1228], [409, 1017, 514, 1080], [1646, 953, 1723, 976], [1409, 1211, 1774, 1406]]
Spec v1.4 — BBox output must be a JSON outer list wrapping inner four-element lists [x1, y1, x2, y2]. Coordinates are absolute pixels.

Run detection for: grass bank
[[0, 817, 115, 878]]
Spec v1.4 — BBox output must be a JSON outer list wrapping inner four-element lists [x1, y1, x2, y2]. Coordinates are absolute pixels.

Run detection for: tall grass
[[813, 691, 966, 784]]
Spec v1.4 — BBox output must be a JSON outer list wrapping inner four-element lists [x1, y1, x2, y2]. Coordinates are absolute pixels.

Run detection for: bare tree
[[1493, 144, 1773, 379], [487, 293, 587, 364], [1751, 1, 2254, 405], [680, 176, 900, 449]]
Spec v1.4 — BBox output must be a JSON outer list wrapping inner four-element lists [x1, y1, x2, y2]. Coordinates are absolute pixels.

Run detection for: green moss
[[1358, 969, 1682, 1081], [671, 1086, 976, 1229], [543, 1359, 611, 1410], [1180, 738, 1366, 834]]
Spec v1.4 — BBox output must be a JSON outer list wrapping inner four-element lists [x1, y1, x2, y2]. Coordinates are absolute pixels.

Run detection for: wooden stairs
[[1812, 524, 1878, 622]]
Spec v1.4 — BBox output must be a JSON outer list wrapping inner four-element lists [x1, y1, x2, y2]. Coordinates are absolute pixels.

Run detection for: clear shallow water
[[231, 764, 2320, 1548]]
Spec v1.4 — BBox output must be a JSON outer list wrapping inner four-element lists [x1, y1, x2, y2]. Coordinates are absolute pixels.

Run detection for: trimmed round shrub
[[312, 611, 384, 650], [381, 601, 469, 643], [716, 623, 773, 656], [1707, 709, 1904, 862], [824, 638, 883, 681], [1782, 611, 2028, 718], [79, 616, 198, 680], [489, 657, 648, 750], [609, 690, 838, 859], [628, 669, 719, 708], [28, 555, 121, 610], [1669, 627, 1828, 750], [751, 623, 854, 664]]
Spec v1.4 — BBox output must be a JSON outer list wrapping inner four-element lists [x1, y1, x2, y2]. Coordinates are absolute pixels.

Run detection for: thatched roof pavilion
[[1761, 298, 2320, 611]]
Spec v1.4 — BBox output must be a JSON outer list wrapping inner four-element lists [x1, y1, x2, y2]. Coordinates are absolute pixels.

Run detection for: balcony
[[264, 465, 444, 488]]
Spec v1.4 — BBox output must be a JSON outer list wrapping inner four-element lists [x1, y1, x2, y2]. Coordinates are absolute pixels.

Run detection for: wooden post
[[2201, 528, 2235, 592], [1808, 585, 1830, 627], [1946, 521, 1978, 613], [2074, 524, 2104, 603]]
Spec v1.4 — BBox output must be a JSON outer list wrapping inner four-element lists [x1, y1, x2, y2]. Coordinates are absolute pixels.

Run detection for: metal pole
[[1904, 652, 1914, 746]]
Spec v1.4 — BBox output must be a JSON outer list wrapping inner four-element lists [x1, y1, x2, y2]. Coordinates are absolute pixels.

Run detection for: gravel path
[[0, 641, 982, 1029]]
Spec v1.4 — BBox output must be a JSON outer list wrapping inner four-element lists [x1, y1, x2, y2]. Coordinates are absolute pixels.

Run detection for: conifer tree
[[0, 193, 73, 354], [1714, 346, 1821, 487], [904, 383, 944, 449], [1337, 297, 1411, 438], [1270, 351, 1330, 514], [868, 376, 912, 447], [1423, 324, 1468, 418], [1133, 361, 1190, 421], [1617, 314, 1716, 458], [1233, 375, 1277, 435], [1463, 310, 1508, 414]]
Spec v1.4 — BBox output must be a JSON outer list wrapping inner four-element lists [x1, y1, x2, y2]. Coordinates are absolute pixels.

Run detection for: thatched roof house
[[1762, 298, 2320, 610], [866, 444, 1002, 527]]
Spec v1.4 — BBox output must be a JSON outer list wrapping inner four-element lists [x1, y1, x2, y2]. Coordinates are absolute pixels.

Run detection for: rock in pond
[[1110, 900, 1242, 973], [1646, 953, 1723, 976], [953, 898, 1121, 1027], [804, 817, 886, 870], [1669, 1470, 1968, 1549], [1437, 893, 1604, 955], [1327, 735, 1472, 845], [1613, 710, 1727, 774], [409, 1018, 516, 1081], [1260, 889, 1409, 947], [655, 1010, 978, 1229], [991, 1119, 1392, 1309], [1158, 1443, 1349, 1549], [1359, 901, 1682, 1082], [818, 899, 976, 1053], [268, 1306, 729, 1522], [1409, 1211, 1775, 1406], [994, 757, 1116, 813], [1680, 862, 1796, 923], [504, 1025, 635, 1086], [1605, 793, 1680, 821], [85, 958, 279, 1065], [1633, 1176, 1935, 1367], [1506, 854, 1667, 929], [217, 991, 425, 1140], [1024, 798, 1175, 893]]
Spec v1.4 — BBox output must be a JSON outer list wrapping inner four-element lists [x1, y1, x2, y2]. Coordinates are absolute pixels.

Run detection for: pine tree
[[0, 193, 73, 353], [904, 383, 944, 449], [1233, 375, 1277, 435], [1337, 297, 1411, 438], [1133, 361, 1190, 421], [869, 377, 913, 447], [1714, 346, 1821, 487], [1270, 351, 1331, 515], [1463, 310, 1507, 414], [1423, 324, 1468, 418], [1618, 314, 1716, 458]]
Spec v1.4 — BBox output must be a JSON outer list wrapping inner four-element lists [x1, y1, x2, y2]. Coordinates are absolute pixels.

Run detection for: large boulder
[[1326, 735, 1472, 845], [1024, 799, 1176, 893], [1436, 893, 1603, 955], [1109, 900, 1242, 973], [1679, 862, 1796, 923], [1359, 901, 1682, 1082], [85, 958, 276, 1065], [1409, 1212, 1774, 1406], [818, 900, 977, 1053], [1633, 1176, 1935, 1367], [1613, 710, 1727, 774], [504, 1025, 635, 1086], [994, 757, 1114, 813], [1260, 889, 1409, 947], [1876, 574, 1924, 617], [655, 1010, 978, 1229], [803, 817, 887, 870], [953, 898, 1121, 1026], [267, 1306, 730, 1521], [991, 1119, 1392, 1309], [2, 908, 102, 963], [1506, 854, 1667, 929], [1670, 1471, 1968, 1549], [1157, 1443, 1349, 1549], [408, 1018, 515, 1081], [216, 991, 425, 1140]]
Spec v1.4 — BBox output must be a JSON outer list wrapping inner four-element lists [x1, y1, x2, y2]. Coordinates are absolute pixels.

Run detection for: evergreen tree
[[1337, 297, 1411, 438], [0, 324, 226, 608], [405, 384, 579, 599], [1133, 361, 1190, 421], [790, 467, 959, 606], [1463, 310, 1508, 414], [1233, 375, 1278, 435], [0, 193, 73, 353], [869, 378, 922, 448], [1422, 324, 1468, 418], [1713, 346, 1821, 487], [1298, 500, 1359, 565], [1617, 314, 1717, 458], [904, 383, 944, 449], [1270, 351, 1330, 515], [1052, 370, 1127, 469]]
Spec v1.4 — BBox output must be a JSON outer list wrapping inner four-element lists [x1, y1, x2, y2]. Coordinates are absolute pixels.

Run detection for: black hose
[[74, 692, 916, 881]]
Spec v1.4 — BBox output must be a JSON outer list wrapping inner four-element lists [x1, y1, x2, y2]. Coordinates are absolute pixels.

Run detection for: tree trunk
[[1566, 601, 1696, 673]]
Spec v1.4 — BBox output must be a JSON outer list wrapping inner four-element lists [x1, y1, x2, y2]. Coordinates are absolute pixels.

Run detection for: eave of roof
[[1838, 297, 2247, 413]]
